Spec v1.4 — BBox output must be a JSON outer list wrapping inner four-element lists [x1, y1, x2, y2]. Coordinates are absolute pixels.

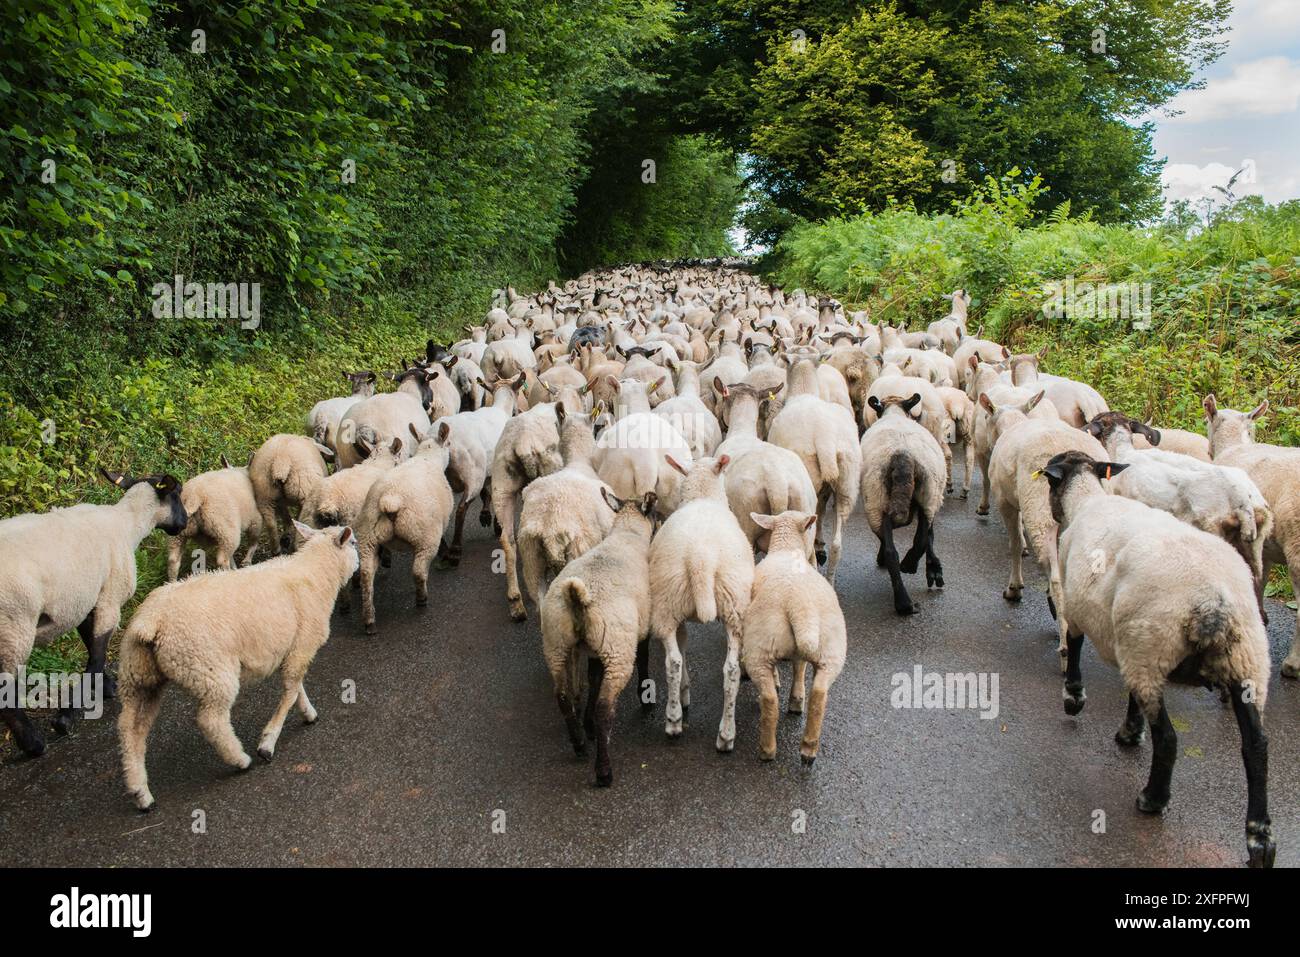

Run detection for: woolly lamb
[[859, 394, 947, 615], [117, 521, 358, 810], [248, 433, 333, 556], [308, 371, 376, 451], [540, 490, 657, 786], [593, 378, 693, 513], [0, 471, 186, 756], [648, 456, 755, 749], [518, 405, 614, 610], [1205, 395, 1300, 677], [1043, 450, 1274, 868], [354, 423, 455, 634], [743, 510, 847, 765], [335, 367, 435, 469], [167, 456, 262, 580]]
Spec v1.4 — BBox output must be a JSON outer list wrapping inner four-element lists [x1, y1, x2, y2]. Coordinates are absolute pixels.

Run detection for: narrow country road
[[3, 468, 1297, 867]]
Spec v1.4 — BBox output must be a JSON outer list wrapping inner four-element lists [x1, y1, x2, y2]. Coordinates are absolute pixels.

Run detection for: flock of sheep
[[1, 261, 1295, 869]]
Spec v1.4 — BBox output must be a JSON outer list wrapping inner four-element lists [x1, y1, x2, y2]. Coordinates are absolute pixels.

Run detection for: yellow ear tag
[[767, 392, 775, 401], [1031, 469, 1044, 480]]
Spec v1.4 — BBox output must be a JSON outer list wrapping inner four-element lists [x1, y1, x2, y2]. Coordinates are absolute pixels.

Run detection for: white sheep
[[167, 456, 262, 580], [518, 405, 613, 610], [540, 490, 657, 786], [1043, 450, 1274, 868], [1205, 394, 1300, 677], [117, 521, 359, 810], [248, 433, 333, 555], [648, 456, 755, 750], [743, 510, 847, 765], [767, 358, 862, 582], [335, 367, 435, 469], [860, 394, 947, 615], [593, 378, 693, 513], [0, 470, 187, 756], [354, 423, 455, 634], [308, 371, 376, 451]]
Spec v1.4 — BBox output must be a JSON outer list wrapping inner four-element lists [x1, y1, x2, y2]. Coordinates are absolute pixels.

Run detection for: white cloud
[[1162, 162, 1263, 205], [1159, 56, 1300, 123]]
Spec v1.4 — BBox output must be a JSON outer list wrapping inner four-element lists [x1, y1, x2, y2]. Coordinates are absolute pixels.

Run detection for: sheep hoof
[[492, 520, 502, 536], [19, 733, 46, 757], [927, 568, 944, 588], [715, 735, 734, 753], [1062, 689, 1086, 716], [975, 505, 989, 516], [960, 488, 969, 500], [364, 621, 377, 636], [235, 753, 253, 771], [1114, 727, 1145, 747], [415, 595, 428, 608], [257, 746, 274, 763], [1003, 586, 1023, 602], [1136, 790, 1168, 815], [572, 741, 586, 756], [595, 771, 613, 787], [814, 547, 827, 565], [479, 511, 491, 528], [51, 713, 74, 736], [759, 750, 776, 762], [800, 753, 816, 767], [1281, 659, 1300, 680], [133, 795, 155, 813], [102, 673, 118, 699], [664, 719, 683, 738], [894, 599, 916, 616], [1247, 823, 1276, 868], [509, 604, 528, 622], [787, 701, 804, 716]]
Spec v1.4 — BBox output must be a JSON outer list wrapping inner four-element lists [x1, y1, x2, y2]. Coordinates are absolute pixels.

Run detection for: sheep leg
[[1062, 633, 1086, 715], [359, 543, 380, 635], [1136, 697, 1176, 815], [0, 676, 44, 757], [1281, 546, 1300, 678], [448, 494, 470, 563], [118, 684, 165, 811], [196, 699, 252, 770], [1228, 680, 1275, 868], [752, 659, 779, 761], [53, 612, 113, 736], [879, 516, 916, 616], [636, 638, 653, 712], [678, 624, 691, 712], [924, 517, 944, 588], [520, 538, 547, 611], [297, 685, 317, 723], [497, 493, 527, 622], [336, 571, 356, 614], [166, 535, 184, 581], [976, 453, 991, 516], [813, 486, 829, 566], [257, 678, 304, 761], [662, 625, 685, 737], [961, 439, 974, 499], [826, 488, 850, 584], [214, 535, 237, 572], [259, 502, 282, 556], [800, 666, 834, 766], [899, 510, 929, 574], [582, 656, 604, 738], [593, 656, 629, 787], [1001, 502, 1025, 601], [788, 659, 806, 715], [717, 616, 743, 753], [1044, 534, 1070, 672], [275, 500, 294, 553], [412, 545, 437, 608], [554, 651, 585, 756], [1115, 692, 1146, 746], [478, 483, 492, 527], [243, 516, 262, 566]]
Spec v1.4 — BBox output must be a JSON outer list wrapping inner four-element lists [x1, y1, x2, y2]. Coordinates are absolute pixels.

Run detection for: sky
[[1148, 0, 1300, 208]]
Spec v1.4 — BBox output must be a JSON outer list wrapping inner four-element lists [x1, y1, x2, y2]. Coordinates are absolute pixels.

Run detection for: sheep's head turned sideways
[[1036, 451, 1129, 525], [100, 468, 188, 535], [1084, 410, 1161, 446], [868, 393, 922, 420], [1203, 393, 1269, 451]]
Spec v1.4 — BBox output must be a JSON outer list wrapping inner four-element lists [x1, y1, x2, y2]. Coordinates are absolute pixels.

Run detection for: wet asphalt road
[[3, 460, 1298, 867]]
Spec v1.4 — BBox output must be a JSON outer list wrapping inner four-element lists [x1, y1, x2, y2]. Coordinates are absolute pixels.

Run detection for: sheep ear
[[600, 487, 624, 512], [366, 371, 376, 383], [1203, 393, 1218, 418], [867, 395, 883, 416], [408, 422, 423, 442], [968, 355, 979, 372], [437, 422, 451, 445], [1036, 345, 1049, 361], [1000, 346, 1011, 359], [902, 393, 922, 413], [314, 441, 335, 460], [1024, 390, 1044, 413], [337, 527, 354, 545], [342, 371, 351, 382], [220, 454, 232, 469], [664, 454, 689, 476], [749, 512, 775, 530], [803, 514, 818, 531], [978, 393, 995, 415], [606, 375, 620, 393], [649, 376, 665, 394], [555, 403, 567, 424], [101, 468, 127, 487], [513, 371, 528, 391], [714, 454, 731, 473], [1248, 400, 1269, 420], [390, 437, 403, 455], [640, 492, 658, 517], [444, 355, 459, 370], [1092, 461, 1129, 481], [291, 520, 317, 542], [713, 375, 729, 398]]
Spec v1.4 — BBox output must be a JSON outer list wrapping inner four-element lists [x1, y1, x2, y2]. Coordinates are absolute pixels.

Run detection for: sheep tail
[[379, 491, 403, 516], [886, 451, 915, 526], [814, 434, 839, 484], [117, 618, 165, 693], [1188, 594, 1236, 654], [565, 578, 592, 612], [687, 556, 718, 622], [789, 607, 820, 663]]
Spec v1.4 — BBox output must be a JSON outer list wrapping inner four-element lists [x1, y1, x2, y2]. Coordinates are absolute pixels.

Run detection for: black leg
[[479, 483, 492, 527], [1115, 692, 1146, 746], [0, 703, 45, 757], [583, 657, 605, 738], [556, 691, 584, 755], [1062, 633, 1086, 715], [1228, 681, 1274, 867], [879, 516, 915, 616], [924, 520, 943, 588], [594, 693, 615, 787], [899, 511, 928, 574], [1137, 699, 1176, 814], [636, 640, 652, 713]]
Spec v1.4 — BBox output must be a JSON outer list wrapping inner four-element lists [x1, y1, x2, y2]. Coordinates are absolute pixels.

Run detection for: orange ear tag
[[1105, 466, 1112, 480]]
